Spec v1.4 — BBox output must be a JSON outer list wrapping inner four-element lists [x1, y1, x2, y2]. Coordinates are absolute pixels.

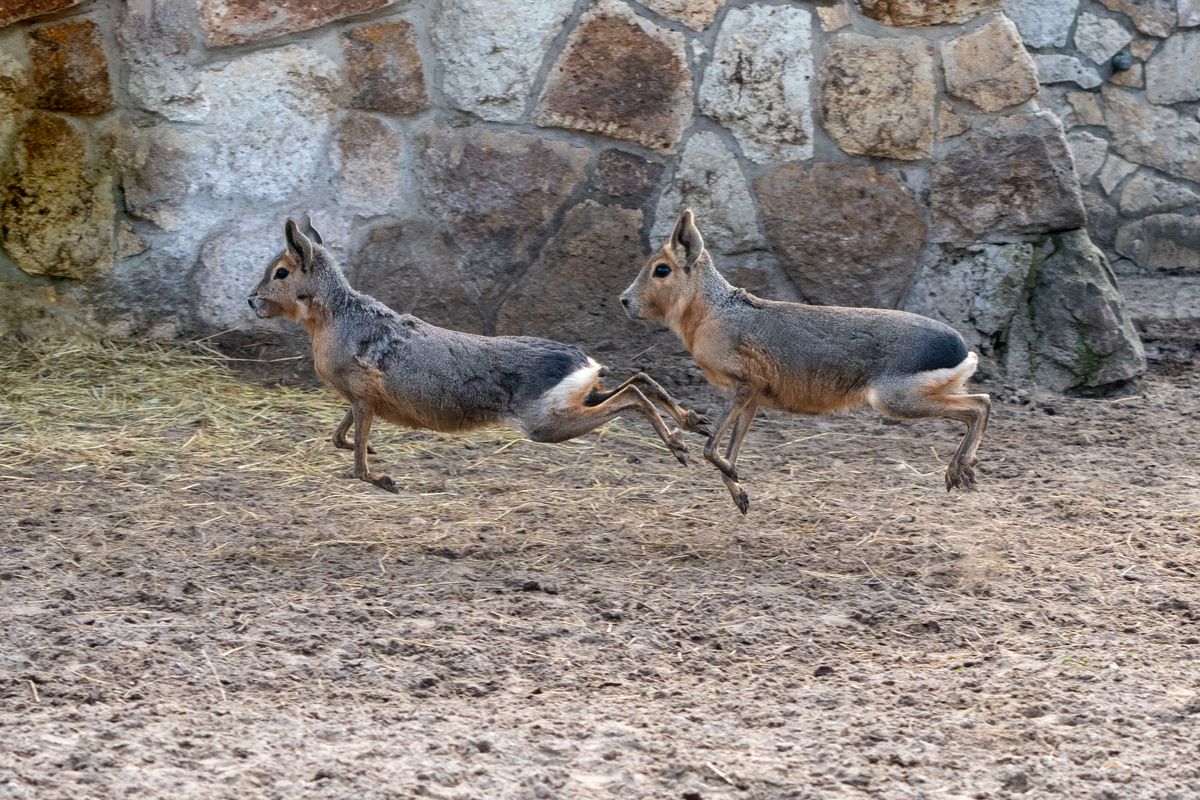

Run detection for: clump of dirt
[[1, 338, 1198, 799]]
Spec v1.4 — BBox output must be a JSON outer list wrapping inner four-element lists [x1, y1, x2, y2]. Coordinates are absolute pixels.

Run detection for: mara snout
[[248, 215, 712, 494], [625, 208, 991, 515]]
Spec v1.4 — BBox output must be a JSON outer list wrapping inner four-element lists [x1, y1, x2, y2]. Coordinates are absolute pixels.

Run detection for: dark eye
[[273, 267, 289, 280], [653, 263, 671, 278]]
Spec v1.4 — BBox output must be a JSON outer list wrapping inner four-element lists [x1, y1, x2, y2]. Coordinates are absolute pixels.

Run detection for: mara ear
[[300, 212, 323, 245], [671, 208, 704, 271], [284, 217, 314, 271]]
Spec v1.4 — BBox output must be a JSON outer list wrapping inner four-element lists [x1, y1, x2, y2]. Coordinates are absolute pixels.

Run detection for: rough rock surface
[[195, 215, 283, 328], [197, 46, 342, 202], [1034, 54, 1102, 88], [1120, 275, 1200, 345], [331, 113, 405, 215], [1004, 0, 1079, 48], [120, 125, 218, 232], [352, 220, 485, 333], [344, 21, 427, 116], [117, 0, 209, 123], [700, 5, 814, 163], [941, 17, 1038, 112], [199, 0, 392, 46], [640, 0, 724, 30], [905, 243, 1034, 356], [1146, 32, 1200, 104], [1097, 0, 1176, 38], [820, 33, 935, 159], [1118, 170, 1200, 215], [1, 114, 115, 280], [1109, 62, 1144, 87], [496, 201, 645, 349], [1115, 214, 1200, 270], [1103, 87, 1200, 182], [419, 127, 589, 304], [1, 0, 84, 28], [1073, 11, 1134, 65], [938, 104, 971, 139], [652, 132, 765, 257], [432, 0, 573, 122], [818, 4, 853, 31], [28, 19, 113, 115], [754, 163, 925, 308], [1098, 153, 1138, 194], [1066, 91, 1105, 125], [588, 150, 664, 210], [1019, 230, 1146, 391], [932, 112, 1085, 243], [1067, 130, 1109, 183], [536, 0, 691, 153], [856, 0, 1001, 26], [1182, 0, 1200, 27]]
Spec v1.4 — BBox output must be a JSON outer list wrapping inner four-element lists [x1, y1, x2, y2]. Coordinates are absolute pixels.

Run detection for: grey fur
[[248, 217, 710, 493], [621, 209, 991, 514]]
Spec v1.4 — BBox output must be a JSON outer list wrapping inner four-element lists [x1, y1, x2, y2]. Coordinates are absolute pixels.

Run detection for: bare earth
[[1, 342, 1198, 800]]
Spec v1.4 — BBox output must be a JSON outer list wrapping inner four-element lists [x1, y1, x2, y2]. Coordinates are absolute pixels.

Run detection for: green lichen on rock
[[1022, 229, 1146, 391]]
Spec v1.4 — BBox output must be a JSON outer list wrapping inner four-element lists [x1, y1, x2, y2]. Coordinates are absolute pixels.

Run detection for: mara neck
[[671, 259, 735, 350]]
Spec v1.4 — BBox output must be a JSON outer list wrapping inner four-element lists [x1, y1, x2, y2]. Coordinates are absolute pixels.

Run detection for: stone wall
[[0, 0, 1155, 391], [1005, 0, 1200, 359]]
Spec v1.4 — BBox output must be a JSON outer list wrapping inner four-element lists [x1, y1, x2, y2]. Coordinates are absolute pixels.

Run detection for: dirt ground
[[1, 339, 1198, 800]]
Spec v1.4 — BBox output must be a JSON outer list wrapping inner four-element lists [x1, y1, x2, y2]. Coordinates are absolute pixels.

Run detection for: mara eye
[[273, 267, 290, 280], [652, 263, 671, 278]]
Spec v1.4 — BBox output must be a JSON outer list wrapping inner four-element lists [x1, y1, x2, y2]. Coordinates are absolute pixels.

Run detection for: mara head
[[620, 208, 708, 326], [247, 216, 328, 321]]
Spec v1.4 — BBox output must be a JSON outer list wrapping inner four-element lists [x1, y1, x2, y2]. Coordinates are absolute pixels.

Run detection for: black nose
[[620, 297, 629, 307], [247, 298, 255, 309]]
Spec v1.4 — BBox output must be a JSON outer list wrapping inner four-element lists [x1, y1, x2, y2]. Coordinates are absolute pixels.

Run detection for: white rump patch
[[918, 351, 979, 395], [541, 357, 604, 411]]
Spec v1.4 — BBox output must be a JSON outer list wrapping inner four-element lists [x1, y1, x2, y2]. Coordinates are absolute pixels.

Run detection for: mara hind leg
[[717, 401, 758, 515], [351, 399, 397, 493], [869, 379, 990, 491], [703, 385, 756, 483], [332, 409, 375, 454], [522, 385, 691, 465], [585, 372, 710, 435]]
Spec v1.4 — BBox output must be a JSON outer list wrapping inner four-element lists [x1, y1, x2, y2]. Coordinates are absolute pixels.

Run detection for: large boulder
[[905, 244, 1034, 358], [432, 0, 574, 122], [1, 113, 115, 280], [418, 126, 589, 306], [640, 0, 724, 29], [931, 111, 1085, 243], [699, 5, 815, 163], [1119, 276, 1200, 348], [1118, 170, 1200, 215], [495, 201, 647, 351], [754, 162, 925, 309], [1011, 230, 1146, 391], [820, 33, 935, 160], [535, 0, 691, 153], [588, 149, 664, 210]]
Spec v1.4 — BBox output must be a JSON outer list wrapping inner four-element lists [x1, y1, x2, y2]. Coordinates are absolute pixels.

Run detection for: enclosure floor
[[1, 342, 1198, 799]]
